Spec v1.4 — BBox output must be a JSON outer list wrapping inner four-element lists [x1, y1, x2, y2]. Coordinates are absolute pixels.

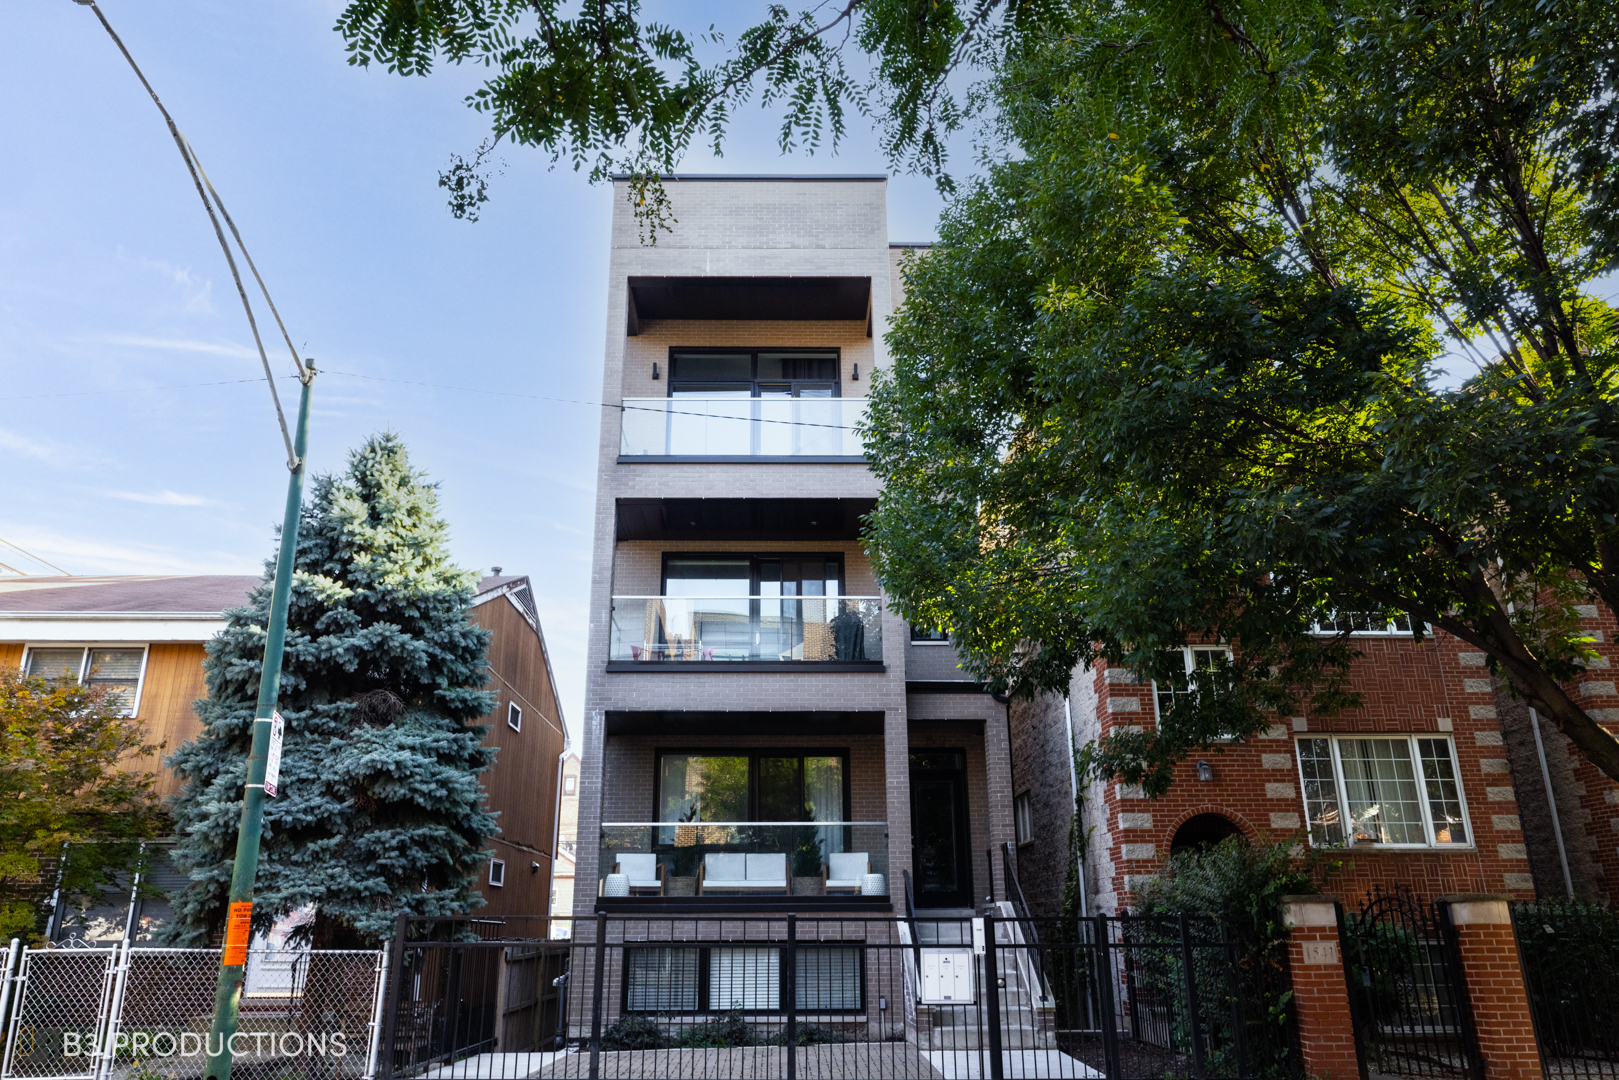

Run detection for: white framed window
[[1310, 611, 1415, 635], [564, 775, 577, 795], [488, 859, 506, 887], [507, 702, 523, 732], [22, 645, 149, 716], [1152, 647, 1232, 725], [1295, 735, 1470, 848], [1014, 792, 1034, 846]]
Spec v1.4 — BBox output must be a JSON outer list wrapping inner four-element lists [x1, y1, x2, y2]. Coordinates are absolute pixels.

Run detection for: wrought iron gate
[[1344, 891, 1482, 1080]]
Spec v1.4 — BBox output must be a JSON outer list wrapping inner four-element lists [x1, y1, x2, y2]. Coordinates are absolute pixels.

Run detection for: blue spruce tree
[[166, 433, 496, 946]]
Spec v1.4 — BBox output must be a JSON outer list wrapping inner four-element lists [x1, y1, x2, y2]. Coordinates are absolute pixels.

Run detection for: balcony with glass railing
[[619, 397, 867, 459], [608, 596, 883, 665], [598, 822, 890, 902]]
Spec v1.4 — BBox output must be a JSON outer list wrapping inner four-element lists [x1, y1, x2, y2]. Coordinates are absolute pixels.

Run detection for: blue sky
[[1, 1, 960, 742]]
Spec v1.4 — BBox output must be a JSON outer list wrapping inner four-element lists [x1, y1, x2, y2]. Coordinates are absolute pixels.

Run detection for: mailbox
[[919, 948, 976, 1005]]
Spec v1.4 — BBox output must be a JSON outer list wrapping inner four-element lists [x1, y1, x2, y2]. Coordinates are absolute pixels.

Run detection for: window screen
[[26, 648, 84, 679], [797, 947, 862, 1011], [26, 647, 144, 716], [627, 948, 701, 1012], [710, 947, 779, 1011]]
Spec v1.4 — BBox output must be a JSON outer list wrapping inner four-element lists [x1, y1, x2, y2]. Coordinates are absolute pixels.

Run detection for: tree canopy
[[334, 0, 1619, 793], [0, 668, 165, 942], [862, 0, 1619, 792], [167, 433, 497, 946]]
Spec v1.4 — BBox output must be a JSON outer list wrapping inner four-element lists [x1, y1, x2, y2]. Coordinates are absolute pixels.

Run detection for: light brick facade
[[572, 177, 1015, 925]]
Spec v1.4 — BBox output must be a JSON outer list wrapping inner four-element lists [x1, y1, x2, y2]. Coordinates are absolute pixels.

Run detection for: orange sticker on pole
[[222, 901, 253, 966]]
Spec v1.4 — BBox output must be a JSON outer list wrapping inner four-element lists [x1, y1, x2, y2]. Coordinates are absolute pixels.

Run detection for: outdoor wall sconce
[[1196, 760, 1216, 782], [652, 362, 661, 380], [531, 861, 541, 875], [852, 363, 860, 380]]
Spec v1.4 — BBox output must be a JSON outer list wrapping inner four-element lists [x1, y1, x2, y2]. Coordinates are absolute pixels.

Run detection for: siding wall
[[472, 594, 567, 919]]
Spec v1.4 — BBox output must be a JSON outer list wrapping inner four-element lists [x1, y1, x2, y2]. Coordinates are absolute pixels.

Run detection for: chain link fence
[[0, 942, 387, 1080]]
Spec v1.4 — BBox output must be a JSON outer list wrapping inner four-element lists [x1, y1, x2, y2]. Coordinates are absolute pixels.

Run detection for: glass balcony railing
[[599, 822, 890, 898], [620, 397, 867, 458], [609, 596, 883, 663]]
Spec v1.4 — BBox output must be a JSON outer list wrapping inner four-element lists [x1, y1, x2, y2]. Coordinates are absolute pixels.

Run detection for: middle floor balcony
[[608, 595, 884, 669]]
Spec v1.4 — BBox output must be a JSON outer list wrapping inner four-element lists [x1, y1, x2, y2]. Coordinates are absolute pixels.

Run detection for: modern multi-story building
[[0, 571, 566, 938], [572, 175, 1019, 954]]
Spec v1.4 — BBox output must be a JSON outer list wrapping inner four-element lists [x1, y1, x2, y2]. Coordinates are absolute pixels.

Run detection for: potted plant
[[790, 826, 824, 896], [665, 805, 701, 895]]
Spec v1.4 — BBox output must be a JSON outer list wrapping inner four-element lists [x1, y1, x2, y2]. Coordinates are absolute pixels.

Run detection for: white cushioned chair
[[615, 853, 664, 896], [823, 852, 869, 895], [699, 852, 789, 894]]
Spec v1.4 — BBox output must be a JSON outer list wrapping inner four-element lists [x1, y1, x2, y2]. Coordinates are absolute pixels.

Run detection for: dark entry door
[[910, 751, 972, 908]]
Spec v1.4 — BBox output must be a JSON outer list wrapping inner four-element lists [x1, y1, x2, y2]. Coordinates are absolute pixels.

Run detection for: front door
[[909, 751, 972, 908]]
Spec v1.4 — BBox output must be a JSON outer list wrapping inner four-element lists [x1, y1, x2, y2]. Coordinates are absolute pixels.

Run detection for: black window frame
[[660, 552, 846, 597], [622, 944, 866, 1015], [667, 347, 843, 399], [652, 747, 853, 828], [910, 625, 950, 643]]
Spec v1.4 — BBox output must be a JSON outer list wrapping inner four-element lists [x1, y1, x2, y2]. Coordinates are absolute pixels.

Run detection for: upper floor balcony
[[620, 397, 867, 461], [609, 595, 883, 669]]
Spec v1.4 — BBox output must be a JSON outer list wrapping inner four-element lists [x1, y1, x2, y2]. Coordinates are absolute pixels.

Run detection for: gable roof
[[0, 575, 259, 614]]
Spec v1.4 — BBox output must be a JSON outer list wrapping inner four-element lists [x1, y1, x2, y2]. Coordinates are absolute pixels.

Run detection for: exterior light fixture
[[852, 363, 860, 380], [1196, 760, 1216, 782], [652, 362, 661, 380]]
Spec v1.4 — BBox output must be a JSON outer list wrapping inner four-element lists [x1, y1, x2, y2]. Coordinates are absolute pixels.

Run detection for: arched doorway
[[1169, 813, 1243, 856]]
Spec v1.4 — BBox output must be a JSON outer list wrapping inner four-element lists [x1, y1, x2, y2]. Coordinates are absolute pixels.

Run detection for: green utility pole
[[204, 366, 315, 1080]]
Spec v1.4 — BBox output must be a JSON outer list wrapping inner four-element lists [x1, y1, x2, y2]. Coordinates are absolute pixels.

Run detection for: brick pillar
[[1282, 895, 1361, 1080], [1439, 895, 1542, 1080]]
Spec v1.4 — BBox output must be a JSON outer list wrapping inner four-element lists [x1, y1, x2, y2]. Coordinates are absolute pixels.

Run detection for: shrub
[[1133, 836, 1331, 1080], [671, 1010, 758, 1048], [598, 1014, 667, 1051], [772, 1022, 847, 1046]]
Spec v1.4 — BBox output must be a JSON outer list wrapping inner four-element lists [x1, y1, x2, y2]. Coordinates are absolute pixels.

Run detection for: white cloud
[[143, 259, 213, 313], [92, 334, 258, 360], [0, 526, 259, 576], [111, 490, 211, 506], [0, 428, 52, 460]]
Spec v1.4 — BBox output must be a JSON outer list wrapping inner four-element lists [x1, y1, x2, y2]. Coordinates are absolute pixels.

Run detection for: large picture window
[[23, 645, 147, 716], [1296, 735, 1470, 848], [665, 349, 844, 457], [657, 751, 847, 827], [624, 945, 863, 1014]]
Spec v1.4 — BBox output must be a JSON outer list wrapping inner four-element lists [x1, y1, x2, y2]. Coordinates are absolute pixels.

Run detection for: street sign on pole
[[204, 368, 314, 1080]]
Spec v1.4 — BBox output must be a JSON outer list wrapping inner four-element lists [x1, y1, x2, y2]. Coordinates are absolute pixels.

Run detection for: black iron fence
[[1512, 900, 1619, 1078], [379, 911, 1288, 1080], [1343, 890, 1483, 1080]]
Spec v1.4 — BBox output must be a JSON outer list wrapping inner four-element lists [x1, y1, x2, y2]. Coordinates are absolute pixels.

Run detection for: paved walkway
[[530, 1043, 946, 1078]]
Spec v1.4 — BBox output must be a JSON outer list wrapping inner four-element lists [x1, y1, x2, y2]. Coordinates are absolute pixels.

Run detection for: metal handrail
[[610, 594, 883, 601], [1003, 842, 1047, 986]]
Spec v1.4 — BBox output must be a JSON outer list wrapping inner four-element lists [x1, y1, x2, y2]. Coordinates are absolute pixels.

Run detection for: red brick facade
[[1011, 617, 1619, 914], [1281, 897, 1360, 1080], [1443, 897, 1543, 1080]]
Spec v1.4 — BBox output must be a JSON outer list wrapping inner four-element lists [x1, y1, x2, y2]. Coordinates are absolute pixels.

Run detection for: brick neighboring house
[[0, 571, 566, 939], [573, 175, 1020, 962], [1008, 610, 1619, 915]]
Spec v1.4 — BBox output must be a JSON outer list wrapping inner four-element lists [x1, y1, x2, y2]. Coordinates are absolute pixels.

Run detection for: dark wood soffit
[[615, 497, 876, 542], [626, 276, 872, 337]]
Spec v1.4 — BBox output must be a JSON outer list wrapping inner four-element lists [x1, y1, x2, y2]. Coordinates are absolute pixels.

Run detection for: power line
[[0, 377, 276, 402], [78, 0, 311, 470], [0, 535, 70, 576], [318, 369, 861, 430]]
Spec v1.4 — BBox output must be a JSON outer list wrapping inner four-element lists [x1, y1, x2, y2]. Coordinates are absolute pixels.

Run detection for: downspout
[[1529, 706, 1575, 898], [1064, 697, 1088, 918]]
